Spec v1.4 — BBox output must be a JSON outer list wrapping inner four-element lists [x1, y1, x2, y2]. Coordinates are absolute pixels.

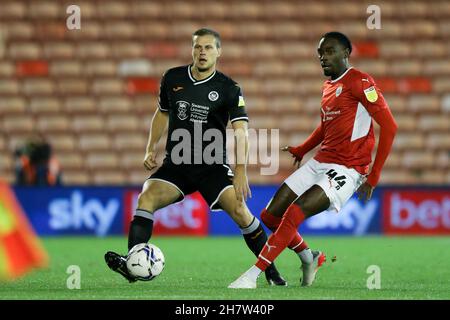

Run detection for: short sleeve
[[158, 72, 169, 112], [228, 84, 249, 123], [353, 74, 389, 116]]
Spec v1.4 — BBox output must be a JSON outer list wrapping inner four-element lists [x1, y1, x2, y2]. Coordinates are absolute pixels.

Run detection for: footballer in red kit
[[229, 32, 398, 289]]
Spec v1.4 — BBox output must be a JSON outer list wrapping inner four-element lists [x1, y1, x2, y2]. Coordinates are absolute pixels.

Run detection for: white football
[[126, 243, 165, 281]]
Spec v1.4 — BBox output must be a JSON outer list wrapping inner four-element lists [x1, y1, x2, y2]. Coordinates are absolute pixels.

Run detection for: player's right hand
[[281, 146, 302, 168], [143, 151, 157, 171]]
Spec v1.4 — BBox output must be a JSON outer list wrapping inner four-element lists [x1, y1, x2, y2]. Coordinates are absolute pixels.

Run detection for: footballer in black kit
[[152, 64, 248, 209], [105, 28, 286, 287]]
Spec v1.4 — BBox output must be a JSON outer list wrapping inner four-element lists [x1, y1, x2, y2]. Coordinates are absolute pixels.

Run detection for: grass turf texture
[[1, 236, 449, 300]]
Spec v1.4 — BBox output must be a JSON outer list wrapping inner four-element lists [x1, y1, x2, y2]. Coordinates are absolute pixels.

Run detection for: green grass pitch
[[1, 236, 449, 300]]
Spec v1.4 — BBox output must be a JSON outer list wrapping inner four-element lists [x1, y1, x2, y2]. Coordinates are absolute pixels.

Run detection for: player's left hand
[[356, 182, 374, 203], [233, 169, 252, 202]]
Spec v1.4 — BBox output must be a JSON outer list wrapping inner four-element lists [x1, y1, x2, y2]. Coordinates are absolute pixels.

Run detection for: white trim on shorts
[[146, 178, 185, 204], [210, 185, 234, 212]]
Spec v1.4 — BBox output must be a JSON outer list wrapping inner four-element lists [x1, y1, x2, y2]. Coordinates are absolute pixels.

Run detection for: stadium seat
[[93, 171, 126, 185], [0, 97, 26, 114], [426, 133, 450, 151], [408, 95, 440, 113], [104, 22, 137, 39], [56, 152, 84, 170], [99, 96, 133, 113], [64, 97, 96, 113], [113, 133, 147, 151], [79, 133, 111, 151], [2, 115, 34, 133], [418, 115, 449, 132], [72, 116, 105, 132], [36, 115, 70, 132], [0, 2, 26, 19], [393, 133, 424, 150], [126, 78, 159, 95], [57, 79, 88, 95], [29, 97, 61, 114], [6, 22, 33, 39], [43, 42, 74, 59], [50, 60, 82, 77], [97, 1, 130, 19], [402, 151, 435, 169], [92, 79, 124, 95], [0, 61, 14, 77], [106, 115, 139, 131], [352, 42, 379, 58], [86, 152, 119, 169], [8, 42, 41, 59], [76, 42, 110, 58], [424, 60, 450, 76], [28, 1, 60, 18], [61, 170, 91, 185], [433, 77, 450, 94], [46, 134, 76, 152], [0, 79, 19, 94], [379, 41, 412, 58]]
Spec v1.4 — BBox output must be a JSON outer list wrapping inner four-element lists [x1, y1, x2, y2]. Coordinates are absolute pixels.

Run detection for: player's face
[[317, 37, 349, 78], [192, 35, 221, 72]]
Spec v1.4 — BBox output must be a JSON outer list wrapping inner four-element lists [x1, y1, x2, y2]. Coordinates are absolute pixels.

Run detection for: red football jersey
[[314, 67, 389, 175]]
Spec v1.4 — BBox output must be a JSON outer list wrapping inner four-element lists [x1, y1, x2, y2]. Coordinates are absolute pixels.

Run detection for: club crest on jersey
[[208, 91, 219, 101], [336, 86, 343, 97], [176, 101, 190, 120], [364, 86, 378, 103]]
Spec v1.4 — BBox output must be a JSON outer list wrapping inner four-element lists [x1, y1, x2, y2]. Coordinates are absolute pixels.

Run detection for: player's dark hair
[[192, 28, 221, 48], [322, 31, 352, 55]]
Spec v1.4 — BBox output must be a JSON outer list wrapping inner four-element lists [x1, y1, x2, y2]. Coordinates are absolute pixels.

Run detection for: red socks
[[261, 207, 308, 253], [257, 205, 307, 271]]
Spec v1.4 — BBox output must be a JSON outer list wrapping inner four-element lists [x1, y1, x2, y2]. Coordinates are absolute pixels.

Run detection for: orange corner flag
[[0, 181, 49, 280]]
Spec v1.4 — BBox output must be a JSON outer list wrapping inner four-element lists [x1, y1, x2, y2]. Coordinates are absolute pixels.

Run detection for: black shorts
[[148, 160, 234, 211]]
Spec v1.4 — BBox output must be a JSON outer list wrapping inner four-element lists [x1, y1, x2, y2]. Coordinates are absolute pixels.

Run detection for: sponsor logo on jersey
[[176, 101, 190, 120], [238, 96, 245, 107], [336, 86, 343, 97], [208, 91, 219, 101], [364, 86, 378, 103]]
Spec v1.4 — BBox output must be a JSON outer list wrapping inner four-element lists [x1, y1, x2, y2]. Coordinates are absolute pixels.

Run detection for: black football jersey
[[158, 65, 248, 165]]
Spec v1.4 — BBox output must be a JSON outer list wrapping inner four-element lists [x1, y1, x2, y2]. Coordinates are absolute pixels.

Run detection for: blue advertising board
[[208, 185, 382, 236], [14, 187, 124, 236]]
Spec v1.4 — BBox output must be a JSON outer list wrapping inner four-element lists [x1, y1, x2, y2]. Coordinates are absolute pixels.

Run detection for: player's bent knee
[[137, 191, 161, 212], [231, 203, 252, 227]]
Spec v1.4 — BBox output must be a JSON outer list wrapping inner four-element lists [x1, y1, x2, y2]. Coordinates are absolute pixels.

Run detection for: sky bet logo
[[48, 191, 120, 236]]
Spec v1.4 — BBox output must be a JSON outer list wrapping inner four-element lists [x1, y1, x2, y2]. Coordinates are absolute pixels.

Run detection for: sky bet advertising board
[[12, 186, 449, 236]]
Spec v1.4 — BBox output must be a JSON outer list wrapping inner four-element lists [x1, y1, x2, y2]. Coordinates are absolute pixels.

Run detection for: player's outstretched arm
[[143, 109, 169, 171], [357, 108, 398, 202], [232, 120, 251, 202], [282, 122, 324, 167]]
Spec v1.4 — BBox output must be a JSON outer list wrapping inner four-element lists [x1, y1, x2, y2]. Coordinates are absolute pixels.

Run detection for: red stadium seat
[[126, 78, 159, 95], [16, 61, 48, 77], [352, 42, 379, 58], [146, 42, 179, 59]]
